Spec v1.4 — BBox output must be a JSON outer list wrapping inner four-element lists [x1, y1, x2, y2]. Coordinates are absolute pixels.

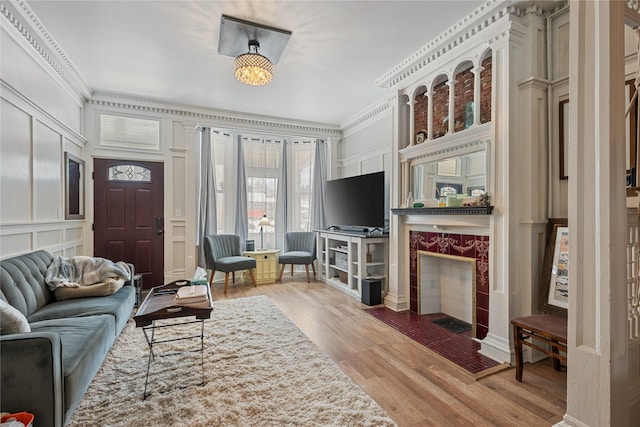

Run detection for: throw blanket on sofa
[[45, 256, 131, 290]]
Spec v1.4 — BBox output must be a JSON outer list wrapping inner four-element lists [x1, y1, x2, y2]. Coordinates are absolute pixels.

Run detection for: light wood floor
[[208, 276, 567, 427]]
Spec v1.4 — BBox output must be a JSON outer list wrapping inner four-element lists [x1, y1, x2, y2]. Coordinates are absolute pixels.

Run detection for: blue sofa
[[0, 250, 136, 427]]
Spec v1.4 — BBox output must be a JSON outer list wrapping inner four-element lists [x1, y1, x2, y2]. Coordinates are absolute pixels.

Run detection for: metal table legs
[[140, 318, 206, 399]]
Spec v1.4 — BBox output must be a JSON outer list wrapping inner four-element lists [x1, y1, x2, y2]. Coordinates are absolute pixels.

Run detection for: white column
[[426, 90, 434, 141], [408, 98, 416, 146], [386, 92, 408, 311], [447, 80, 455, 134], [472, 65, 484, 127], [563, 1, 629, 426]]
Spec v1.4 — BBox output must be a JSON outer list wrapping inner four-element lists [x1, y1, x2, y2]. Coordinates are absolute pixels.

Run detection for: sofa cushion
[[0, 300, 31, 335], [27, 286, 135, 336], [29, 315, 116, 421], [279, 250, 314, 265], [54, 277, 124, 301]]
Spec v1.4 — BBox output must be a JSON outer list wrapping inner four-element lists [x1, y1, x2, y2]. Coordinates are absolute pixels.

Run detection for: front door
[[94, 159, 164, 288]]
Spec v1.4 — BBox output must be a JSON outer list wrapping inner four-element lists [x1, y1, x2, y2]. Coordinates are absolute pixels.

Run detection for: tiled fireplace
[[409, 231, 490, 339]]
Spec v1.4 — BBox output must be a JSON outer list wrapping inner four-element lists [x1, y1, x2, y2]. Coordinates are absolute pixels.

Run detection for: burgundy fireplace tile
[[476, 307, 489, 327], [476, 291, 489, 311], [475, 235, 490, 260], [448, 234, 462, 257], [476, 274, 489, 294], [476, 324, 488, 339]]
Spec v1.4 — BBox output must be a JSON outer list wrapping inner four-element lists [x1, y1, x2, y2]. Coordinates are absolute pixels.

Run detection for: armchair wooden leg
[[305, 265, 310, 283], [248, 268, 257, 287], [311, 261, 316, 278], [232, 271, 236, 283], [278, 264, 285, 282], [290, 265, 293, 276], [209, 269, 216, 286], [224, 272, 230, 294]]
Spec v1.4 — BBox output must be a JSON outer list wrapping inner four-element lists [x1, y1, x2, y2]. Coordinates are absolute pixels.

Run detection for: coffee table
[[133, 280, 213, 399]]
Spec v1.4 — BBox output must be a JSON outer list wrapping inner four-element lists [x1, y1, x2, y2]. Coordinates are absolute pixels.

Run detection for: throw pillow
[[0, 300, 31, 335], [54, 277, 124, 301]]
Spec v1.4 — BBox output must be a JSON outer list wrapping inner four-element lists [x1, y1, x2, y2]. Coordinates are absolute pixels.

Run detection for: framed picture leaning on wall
[[539, 218, 569, 315]]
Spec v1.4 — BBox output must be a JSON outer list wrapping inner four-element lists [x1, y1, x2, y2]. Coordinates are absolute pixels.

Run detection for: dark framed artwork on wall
[[559, 99, 569, 180], [65, 152, 85, 220]]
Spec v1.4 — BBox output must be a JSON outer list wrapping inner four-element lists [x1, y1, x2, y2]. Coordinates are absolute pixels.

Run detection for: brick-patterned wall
[[414, 88, 428, 141], [453, 67, 475, 132], [432, 80, 449, 139], [480, 56, 492, 124], [411, 56, 493, 141]]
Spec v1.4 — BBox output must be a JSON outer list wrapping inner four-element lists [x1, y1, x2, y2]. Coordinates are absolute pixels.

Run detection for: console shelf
[[315, 230, 388, 302]]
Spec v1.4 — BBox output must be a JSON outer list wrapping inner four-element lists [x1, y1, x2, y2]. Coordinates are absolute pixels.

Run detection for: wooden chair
[[277, 232, 316, 283], [203, 234, 257, 293]]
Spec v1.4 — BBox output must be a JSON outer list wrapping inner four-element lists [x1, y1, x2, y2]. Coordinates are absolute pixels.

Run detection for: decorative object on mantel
[[218, 15, 292, 87], [405, 192, 414, 208], [478, 192, 491, 207]]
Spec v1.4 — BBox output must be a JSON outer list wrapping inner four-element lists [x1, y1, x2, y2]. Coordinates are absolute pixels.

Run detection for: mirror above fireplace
[[410, 147, 486, 205]]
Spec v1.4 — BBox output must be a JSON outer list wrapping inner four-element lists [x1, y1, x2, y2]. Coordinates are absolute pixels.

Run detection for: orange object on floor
[[1, 412, 34, 427]]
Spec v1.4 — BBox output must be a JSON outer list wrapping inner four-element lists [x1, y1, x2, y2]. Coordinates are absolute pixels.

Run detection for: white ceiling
[[27, 0, 485, 126]]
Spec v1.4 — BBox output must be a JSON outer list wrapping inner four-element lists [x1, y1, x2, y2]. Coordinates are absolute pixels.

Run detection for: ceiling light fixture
[[218, 15, 292, 87], [234, 40, 273, 86]]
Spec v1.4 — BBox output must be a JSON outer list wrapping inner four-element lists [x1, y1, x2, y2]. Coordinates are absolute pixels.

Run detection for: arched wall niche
[[405, 48, 494, 146], [453, 61, 475, 132], [431, 74, 450, 139], [414, 86, 428, 141], [479, 49, 493, 124]]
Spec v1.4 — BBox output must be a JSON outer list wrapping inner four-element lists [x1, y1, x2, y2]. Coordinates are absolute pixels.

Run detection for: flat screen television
[[325, 171, 385, 231]]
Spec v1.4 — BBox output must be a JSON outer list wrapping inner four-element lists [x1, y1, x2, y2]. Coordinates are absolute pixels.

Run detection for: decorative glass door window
[[108, 165, 151, 182]]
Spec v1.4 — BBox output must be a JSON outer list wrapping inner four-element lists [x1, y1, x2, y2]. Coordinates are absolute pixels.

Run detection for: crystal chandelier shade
[[234, 40, 273, 86]]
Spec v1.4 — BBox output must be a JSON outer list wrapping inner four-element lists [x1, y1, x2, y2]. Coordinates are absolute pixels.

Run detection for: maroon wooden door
[[94, 159, 164, 288]]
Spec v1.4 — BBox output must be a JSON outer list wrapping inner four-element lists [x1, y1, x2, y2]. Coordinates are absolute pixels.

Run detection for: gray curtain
[[311, 139, 327, 230], [234, 134, 249, 243], [197, 127, 217, 267], [275, 140, 288, 249]]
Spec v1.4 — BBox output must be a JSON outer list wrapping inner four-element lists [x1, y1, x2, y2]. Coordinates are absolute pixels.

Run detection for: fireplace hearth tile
[[364, 308, 500, 374]]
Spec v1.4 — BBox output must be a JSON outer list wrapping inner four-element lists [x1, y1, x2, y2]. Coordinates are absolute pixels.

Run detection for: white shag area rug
[[68, 295, 396, 426]]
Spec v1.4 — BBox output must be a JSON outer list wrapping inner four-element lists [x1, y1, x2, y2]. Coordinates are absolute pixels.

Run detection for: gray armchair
[[278, 232, 317, 283], [203, 234, 257, 294]]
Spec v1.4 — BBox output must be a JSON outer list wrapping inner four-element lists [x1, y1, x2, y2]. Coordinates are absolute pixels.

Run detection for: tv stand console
[[315, 229, 388, 302]]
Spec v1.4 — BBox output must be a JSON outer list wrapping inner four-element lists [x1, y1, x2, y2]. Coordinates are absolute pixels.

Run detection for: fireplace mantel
[[391, 206, 494, 216]]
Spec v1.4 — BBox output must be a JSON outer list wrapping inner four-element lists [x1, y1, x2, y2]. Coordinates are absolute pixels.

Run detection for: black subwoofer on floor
[[361, 279, 382, 306]]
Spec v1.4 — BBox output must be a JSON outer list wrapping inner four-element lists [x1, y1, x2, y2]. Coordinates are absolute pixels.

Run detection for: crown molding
[[88, 92, 342, 138], [1, 0, 91, 100], [375, 0, 540, 90], [340, 99, 391, 137]]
